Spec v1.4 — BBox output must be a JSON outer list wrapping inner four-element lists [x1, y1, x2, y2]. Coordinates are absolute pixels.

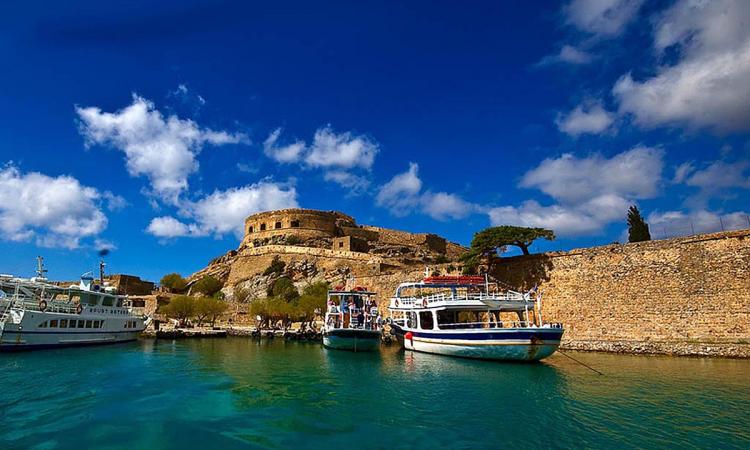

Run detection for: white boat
[[388, 275, 563, 362], [322, 288, 381, 352], [0, 259, 147, 351]]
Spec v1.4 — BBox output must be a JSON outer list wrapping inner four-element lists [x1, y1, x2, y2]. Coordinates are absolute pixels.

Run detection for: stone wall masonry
[[491, 229, 750, 357]]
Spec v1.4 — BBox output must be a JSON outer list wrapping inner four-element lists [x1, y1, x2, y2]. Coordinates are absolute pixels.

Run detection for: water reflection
[[2, 338, 749, 449]]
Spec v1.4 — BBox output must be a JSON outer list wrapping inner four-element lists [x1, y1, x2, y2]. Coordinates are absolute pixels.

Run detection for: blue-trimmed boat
[[388, 275, 563, 362], [322, 288, 382, 352]]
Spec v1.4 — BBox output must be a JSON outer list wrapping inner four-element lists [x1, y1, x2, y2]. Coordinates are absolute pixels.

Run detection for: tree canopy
[[461, 225, 555, 271], [267, 276, 299, 302], [160, 273, 187, 293], [161, 295, 195, 324], [192, 275, 223, 297], [627, 205, 651, 243]]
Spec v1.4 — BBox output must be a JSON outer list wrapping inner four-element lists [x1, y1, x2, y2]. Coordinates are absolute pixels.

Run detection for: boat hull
[[391, 325, 563, 362], [0, 329, 143, 351], [323, 329, 381, 352]]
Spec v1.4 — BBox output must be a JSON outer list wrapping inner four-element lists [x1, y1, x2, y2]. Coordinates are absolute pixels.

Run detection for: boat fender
[[405, 331, 414, 345], [394, 299, 399, 307], [39, 299, 47, 312], [76, 304, 83, 314]]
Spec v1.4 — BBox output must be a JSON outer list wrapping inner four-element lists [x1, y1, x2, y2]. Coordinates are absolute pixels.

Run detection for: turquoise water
[[1, 339, 749, 449]]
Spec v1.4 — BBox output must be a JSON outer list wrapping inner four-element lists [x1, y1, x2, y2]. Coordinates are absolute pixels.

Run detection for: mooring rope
[[557, 349, 604, 375]]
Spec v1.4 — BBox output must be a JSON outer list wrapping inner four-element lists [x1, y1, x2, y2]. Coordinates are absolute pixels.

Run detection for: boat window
[[419, 312, 434, 330], [50, 319, 58, 328], [92, 320, 99, 328], [70, 293, 81, 305], [60, 319, 68, 328], [81, 293, 99, 306], [39, 321, 47, 328], [85, 320, 92, 328], [437, 310, 481, 329], [407, 312, 417, 328], [102, 295, 114, 307]]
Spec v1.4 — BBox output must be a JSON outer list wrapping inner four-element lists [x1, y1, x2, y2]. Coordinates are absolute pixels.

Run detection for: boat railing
[[325, 308, 381, 331], [436, 320, 543, 330], [391, 291, 527, 307]]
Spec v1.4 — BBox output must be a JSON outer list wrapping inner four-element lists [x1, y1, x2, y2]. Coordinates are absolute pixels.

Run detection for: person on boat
[[341, 297, 349, 328], [356, 310, 365, 328]]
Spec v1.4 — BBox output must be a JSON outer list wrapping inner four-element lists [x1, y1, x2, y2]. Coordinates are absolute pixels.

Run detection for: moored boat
[[0, 258, 148, 351], [387, 275, 563, 361], [322, 288, 381, 352]]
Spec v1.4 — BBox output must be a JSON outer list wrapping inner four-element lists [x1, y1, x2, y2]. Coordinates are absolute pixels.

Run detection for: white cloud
[[556, 101, 615, 136], [305, 126, 378, 170], [102, 191, 128, 211], [520, 146, 663, 204], [678, 160, 750, 208], [77, 94, 247, 204], [420, 192, 476, 221], [376, 163, 423, 216], [614, 0, 750, 132], [672, 162, 695, 184], [323, 171, 370, 195], [538, 45, 594, 66], [376, 163, 476, 220], [146, 181, 299, 240], [564, 0, 643, 37], [488, 147, 663, 236], [263, 128, 306, 164], [648, 209, 750, 237], [0, 165, 108, 248], [146, 216, 201, 239]]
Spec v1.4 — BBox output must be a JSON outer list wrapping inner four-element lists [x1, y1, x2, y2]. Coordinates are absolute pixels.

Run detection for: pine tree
[[627, 205, 651, 242]]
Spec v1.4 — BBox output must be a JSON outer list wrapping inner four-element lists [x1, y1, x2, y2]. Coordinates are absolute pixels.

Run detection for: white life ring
[[76, 304, 83, 314], [38, 299, 48, 312]]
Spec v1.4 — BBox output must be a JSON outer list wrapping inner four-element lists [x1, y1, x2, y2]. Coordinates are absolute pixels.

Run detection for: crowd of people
[[326, 295, 381, 330]]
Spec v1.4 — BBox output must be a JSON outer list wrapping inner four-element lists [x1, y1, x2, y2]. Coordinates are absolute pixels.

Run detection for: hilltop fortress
[[189, 208, 467, 300]]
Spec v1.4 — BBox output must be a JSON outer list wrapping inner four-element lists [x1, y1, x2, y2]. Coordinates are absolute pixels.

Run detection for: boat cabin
[[325, 289, 380, 331]]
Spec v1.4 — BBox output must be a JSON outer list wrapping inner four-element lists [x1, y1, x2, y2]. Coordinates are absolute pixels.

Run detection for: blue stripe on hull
[[0, 338, 138, 352]]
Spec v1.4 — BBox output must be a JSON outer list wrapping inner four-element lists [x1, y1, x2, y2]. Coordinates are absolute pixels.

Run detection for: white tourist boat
[[323, 288, 382, 352], [388, 274, 563, 361], [0, 258, 147, 351]]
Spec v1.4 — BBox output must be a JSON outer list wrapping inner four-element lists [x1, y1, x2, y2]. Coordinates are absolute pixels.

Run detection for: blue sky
[[1, 0, 749, 281]]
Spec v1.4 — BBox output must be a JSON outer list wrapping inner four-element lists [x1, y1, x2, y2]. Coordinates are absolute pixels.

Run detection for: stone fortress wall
[[490, 229, 750, 357]]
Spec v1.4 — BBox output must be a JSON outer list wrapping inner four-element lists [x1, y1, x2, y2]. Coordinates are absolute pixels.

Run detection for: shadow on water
[[2, 338, 750, 449]]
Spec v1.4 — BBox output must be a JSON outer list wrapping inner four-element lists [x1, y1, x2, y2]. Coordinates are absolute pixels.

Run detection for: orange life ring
[[38, 300, 47, 312], [76, 304, 83, 314]]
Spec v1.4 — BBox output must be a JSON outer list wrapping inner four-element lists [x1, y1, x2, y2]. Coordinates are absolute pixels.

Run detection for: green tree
[[160, 273, 187, 293], [263, 256, 286, 276], [162, 295, 196, 326], [461, 226, 555, 271], [195, 296, 229, 326], [627, 205, 651, 243], [297, 281, 329, 329], [192, 275, 223, 297]]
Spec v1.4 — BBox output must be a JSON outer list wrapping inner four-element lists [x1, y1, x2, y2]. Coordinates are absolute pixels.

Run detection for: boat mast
[[99, 260, 106, 284], [36, 256, 48, 279]]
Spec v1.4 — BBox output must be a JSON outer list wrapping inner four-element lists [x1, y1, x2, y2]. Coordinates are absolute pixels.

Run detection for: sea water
[[1, 338, 749, 449]]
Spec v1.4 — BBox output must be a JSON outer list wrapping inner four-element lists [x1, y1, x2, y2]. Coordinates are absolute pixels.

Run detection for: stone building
[[241, 208, 464, 259]]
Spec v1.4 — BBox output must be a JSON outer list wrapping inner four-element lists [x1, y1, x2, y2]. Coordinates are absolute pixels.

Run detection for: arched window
[[291, 220, 300, 228], [260, 223, 266, 231], [275, 221, 282, 229], [249, 226, 254, 233]]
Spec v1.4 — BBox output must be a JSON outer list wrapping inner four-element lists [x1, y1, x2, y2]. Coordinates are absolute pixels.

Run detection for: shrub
[[192, 275, 223, 297], [434, 255, 449, 264], [160, 273, 187, 293], [263, 256, 286, 276], [286, 235, 302, 246], [267, 277, 299, 302], [446, 264, 456, 273]]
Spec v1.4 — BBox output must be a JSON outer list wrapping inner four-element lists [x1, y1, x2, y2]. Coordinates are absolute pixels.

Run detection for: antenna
[[36, 256, 48, 279]]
